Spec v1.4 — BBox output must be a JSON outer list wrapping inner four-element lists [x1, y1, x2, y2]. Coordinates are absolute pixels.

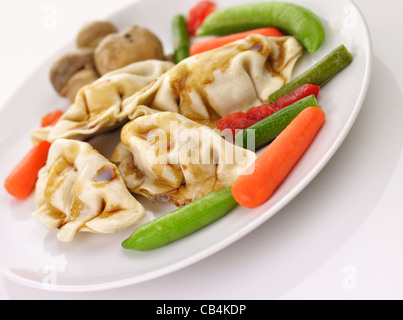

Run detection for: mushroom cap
[[76, 21, 118, 50], [50, 49, 99, 102], [94, 25, 165, 75], [50, 49, 98, 99]]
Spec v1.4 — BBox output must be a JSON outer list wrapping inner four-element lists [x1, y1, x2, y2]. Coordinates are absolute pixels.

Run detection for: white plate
[[0, 0, 372, 292]]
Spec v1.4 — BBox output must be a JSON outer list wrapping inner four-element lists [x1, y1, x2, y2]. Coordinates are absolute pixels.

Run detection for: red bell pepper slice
[[187, 1, 217, 36], [217, 84, 320, 135], [41, 109, 64, 127]]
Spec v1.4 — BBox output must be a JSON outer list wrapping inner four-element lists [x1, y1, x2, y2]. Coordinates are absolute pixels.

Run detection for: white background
[[0, 0, 402, 300]]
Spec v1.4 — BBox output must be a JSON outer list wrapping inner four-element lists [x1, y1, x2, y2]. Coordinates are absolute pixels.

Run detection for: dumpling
[[33, 35, 301, 143], [33, 139, 146, 242], [111, 112, 257, 207], [121, 34, 303, 125], [33, 59, 174, 143]]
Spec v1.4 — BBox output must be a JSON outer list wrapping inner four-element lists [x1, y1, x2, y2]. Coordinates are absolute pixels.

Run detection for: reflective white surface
[[0, 0, 402, 299]]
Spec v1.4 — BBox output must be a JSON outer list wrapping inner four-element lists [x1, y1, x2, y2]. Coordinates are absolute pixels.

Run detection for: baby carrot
[[235, 94, 320, 151], [232, 107, 325, 208], [41, 109, 64, 127], [4, 141, 51, 200], [190, 27, 283, 55]]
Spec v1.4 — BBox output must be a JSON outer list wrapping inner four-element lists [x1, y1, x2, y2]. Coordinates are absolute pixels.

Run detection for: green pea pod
[[197, 1, 325, 53], [122, 188, 238, 251], [235, 95, 320, 150], [172, 14, 191, 64], [269, 45, 353, 103]]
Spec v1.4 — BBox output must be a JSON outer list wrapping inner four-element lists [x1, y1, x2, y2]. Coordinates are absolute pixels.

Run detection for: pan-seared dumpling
[[121, 35, 303, 125], [33, 139, 146, 242], [33, 60, 174, 143], [111, 112, 256, 207]]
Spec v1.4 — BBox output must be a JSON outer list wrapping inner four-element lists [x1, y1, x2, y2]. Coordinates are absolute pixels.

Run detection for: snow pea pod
[[197, 1, 325, 53], [172, 14, 191, 64], [269, 45, 353, 103], [122, 188, 238, 251]]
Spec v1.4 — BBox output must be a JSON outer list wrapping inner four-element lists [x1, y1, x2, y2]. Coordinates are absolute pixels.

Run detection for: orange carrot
[[41, 109, 64, 127], [190, 27, 284, 55], [232, 107, 325, 208], [4, 141, 51, 200]]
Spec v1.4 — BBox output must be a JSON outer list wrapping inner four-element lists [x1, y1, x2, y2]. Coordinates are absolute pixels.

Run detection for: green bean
[[172, 14, 191, 64], [269, 45, 353, 103], [197, 1, 325, 53], [235, 95, 320, 150], [122, 188, 238, 251]]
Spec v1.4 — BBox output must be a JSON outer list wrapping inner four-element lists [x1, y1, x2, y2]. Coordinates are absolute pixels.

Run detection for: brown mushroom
[[50, 49, 99, 103], [94, 25, 165, 75], [76, 21, 118, 50]]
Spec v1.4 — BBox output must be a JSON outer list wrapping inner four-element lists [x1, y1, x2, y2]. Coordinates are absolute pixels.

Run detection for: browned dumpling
[[33, 35, 301, 144], [31, 59, 174, 144], [120, 34, 303, 125], [111, 112, 257, 207], [33, 139, 146, 242]]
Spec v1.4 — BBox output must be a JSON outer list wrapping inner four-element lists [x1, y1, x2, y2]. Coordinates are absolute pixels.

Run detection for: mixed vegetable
[[187, 0, 217, 36], [232, 107, 326, 208], [3, 1, 355, 251], [197, 1, 325, 53], [190, 27, 283, 55], [121, 1, 352, 250], [217, 84, 320, 136], [4, 141, 51, 200], [235, 94, 320, 151], [41, 109, 64, 128], [172, 14, 191, 64], [122, 188, 237, 251]]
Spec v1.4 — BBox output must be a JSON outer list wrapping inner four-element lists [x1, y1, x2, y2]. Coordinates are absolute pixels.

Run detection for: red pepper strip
[[216, 84, 320, 135], [4, 141, 51, 200], [271, 84, 320, 112], [41, 109, 64, 127], [187, 1, 217, 36]]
